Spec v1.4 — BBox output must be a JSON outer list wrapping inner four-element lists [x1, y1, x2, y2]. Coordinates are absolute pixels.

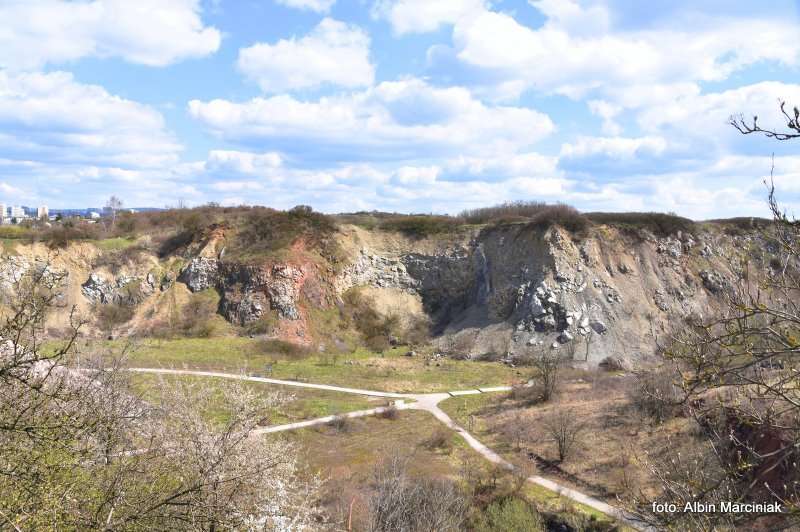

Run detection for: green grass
[[80, 337, 523, 393], [129, 373, 378, 426], [94, 237, 139, 251]]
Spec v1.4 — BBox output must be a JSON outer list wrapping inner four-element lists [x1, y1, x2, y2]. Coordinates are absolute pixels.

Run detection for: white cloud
[[450, 1, 800, 98], [189, 78, 554, 158], [0, 70, 181, 168], [275, 0, 336, 13], [372, 0, 486, 35], [560, 136, 667, 159], [0, 0, 220, 69], [637, 81, 800, 138], [237, 18, 374, 92]]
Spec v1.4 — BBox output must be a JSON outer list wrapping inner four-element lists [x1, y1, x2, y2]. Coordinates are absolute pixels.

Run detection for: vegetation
[[585, 211, 695, 237], [0, 261, 318, 530], [81, 337, 520, 393]]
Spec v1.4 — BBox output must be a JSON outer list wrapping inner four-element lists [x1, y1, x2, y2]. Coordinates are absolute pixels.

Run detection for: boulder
[[599, 356, 631, 372], [589, 320, 608, 334]]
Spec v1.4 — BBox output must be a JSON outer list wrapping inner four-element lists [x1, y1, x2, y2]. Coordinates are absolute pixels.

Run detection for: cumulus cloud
[[449, 0, 800, 98], [0, 0, 220, 69], [189, 78, 554, 158], [0, 70, 181, 168], [372, 0, 486, 35], [275, 0, 336, 13], [237, 18, 374, 92], [560, 136, 667, 159]]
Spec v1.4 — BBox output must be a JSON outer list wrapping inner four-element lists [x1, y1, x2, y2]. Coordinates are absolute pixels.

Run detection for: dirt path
[[127, 367, 646, 530]]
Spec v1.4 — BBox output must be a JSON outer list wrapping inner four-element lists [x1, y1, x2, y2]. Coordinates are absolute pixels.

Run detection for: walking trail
[[129, 367, 647, 530]]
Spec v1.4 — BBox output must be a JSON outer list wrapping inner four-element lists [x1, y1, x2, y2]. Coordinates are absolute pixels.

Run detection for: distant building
[[10, 206, 25, 221], [0, 204, 6, 219], [89, 211, 101, 219], [37, 205, 48, 219]]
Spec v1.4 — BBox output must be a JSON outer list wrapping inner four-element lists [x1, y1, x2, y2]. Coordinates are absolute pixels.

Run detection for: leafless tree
[[543, 408, 586, 462], [628, 102, 800, 530], [525, 345, 563, 402], [366, 454, 466, 532], [0, 259, 321, 530], [105, 195, 123, 227]]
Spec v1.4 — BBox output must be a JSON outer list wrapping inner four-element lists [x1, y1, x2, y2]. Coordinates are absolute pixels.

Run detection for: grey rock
[[589, 320, 608, 334], [179, 257, 220, 292]]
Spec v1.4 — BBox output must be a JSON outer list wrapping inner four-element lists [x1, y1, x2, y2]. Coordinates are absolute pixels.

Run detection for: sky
[[1, 0, 800, 219]]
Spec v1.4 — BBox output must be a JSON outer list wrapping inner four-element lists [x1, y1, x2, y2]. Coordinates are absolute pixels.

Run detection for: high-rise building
[[10, 206, 24, 219], [37, 205, 48, 219], [0, 204, 6, 219]]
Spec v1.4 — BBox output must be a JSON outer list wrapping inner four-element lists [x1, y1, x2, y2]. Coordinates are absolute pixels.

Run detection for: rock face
[[179, 258, 308, 325], [178, 257, 219, 292], [81, 272, 155, 305], [54, 215, 786, 364]]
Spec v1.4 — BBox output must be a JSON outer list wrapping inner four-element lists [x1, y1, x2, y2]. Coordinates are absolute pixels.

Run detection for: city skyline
[[1, 1, 800, 218]]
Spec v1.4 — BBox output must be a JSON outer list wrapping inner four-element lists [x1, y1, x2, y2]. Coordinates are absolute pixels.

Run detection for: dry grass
[[441, 371, 701, 502]]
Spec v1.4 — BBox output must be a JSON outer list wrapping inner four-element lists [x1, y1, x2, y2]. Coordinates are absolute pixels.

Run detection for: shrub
[[377, 215, 463, 238], [543, 408, 586, 462], [422, 427, 453, 451], [96, 304, 135, 331], [585, 211, 695, 237], [472, 497, 545, 532], [627, 368, 682, 422], [461, 201, 588, 234], [377, 405, 399, 420], [327, 414, 350, 433], [257, 339, 312, 359]]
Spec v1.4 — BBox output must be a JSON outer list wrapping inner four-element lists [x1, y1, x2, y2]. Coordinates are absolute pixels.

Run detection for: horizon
[[2, 1, 800, 219]]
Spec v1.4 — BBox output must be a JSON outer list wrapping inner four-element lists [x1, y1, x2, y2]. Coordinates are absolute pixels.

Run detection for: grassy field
[[129, 373, 379, 426], [94, 236, 140, 251], [79, 337, 524, 393]]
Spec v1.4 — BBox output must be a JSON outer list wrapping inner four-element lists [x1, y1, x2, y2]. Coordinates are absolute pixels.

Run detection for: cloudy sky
[[1, 0, 800, 218]]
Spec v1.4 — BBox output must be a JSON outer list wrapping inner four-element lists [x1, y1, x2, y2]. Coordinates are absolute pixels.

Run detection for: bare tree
[[366, 454, 466, 532], [525, 346, 563, 402], [543, 408, 586, 462], [628, 102, 800, 530], [105, 195, 123, 227]]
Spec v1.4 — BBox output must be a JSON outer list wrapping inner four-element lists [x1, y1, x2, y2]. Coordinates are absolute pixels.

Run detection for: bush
[[585, 211, 695, 237], [472, 497, 545, 532], [422, 427, 453, 451], [96, 304, 135, 331], [327, 414, 350, 433], [377, 215, 463, 238], [627, 368, 681, 422], [377, 405, 399, 420], [257, 339, 312, 359], [461, 201, 588, 234]]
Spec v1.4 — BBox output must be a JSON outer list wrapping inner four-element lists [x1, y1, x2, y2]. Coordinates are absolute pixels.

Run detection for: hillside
[[1, 205, 780, 368]]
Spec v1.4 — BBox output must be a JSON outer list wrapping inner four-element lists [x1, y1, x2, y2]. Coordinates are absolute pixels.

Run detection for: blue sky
[[1, 0, 800, 219]]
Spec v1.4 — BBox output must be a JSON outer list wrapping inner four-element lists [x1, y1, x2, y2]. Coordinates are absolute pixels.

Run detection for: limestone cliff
[[0, 218, 778, 367]]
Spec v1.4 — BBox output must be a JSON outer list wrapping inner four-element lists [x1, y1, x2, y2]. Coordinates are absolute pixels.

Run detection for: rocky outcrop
[[179, 257, 219, 292], [179, 258, 308, 325], [81, 272, 156, 305]]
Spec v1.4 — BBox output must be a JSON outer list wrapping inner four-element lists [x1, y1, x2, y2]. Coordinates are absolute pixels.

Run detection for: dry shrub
[[96, 303, 135, 331], [327, 414, 351, 433], [627, 368, 682, 423], [585, 211, 695, 237], [257, 339, 312, 359], [422, 427, 453, 451], [543, 408, 587, 463], [377, 405, 400, 420]]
